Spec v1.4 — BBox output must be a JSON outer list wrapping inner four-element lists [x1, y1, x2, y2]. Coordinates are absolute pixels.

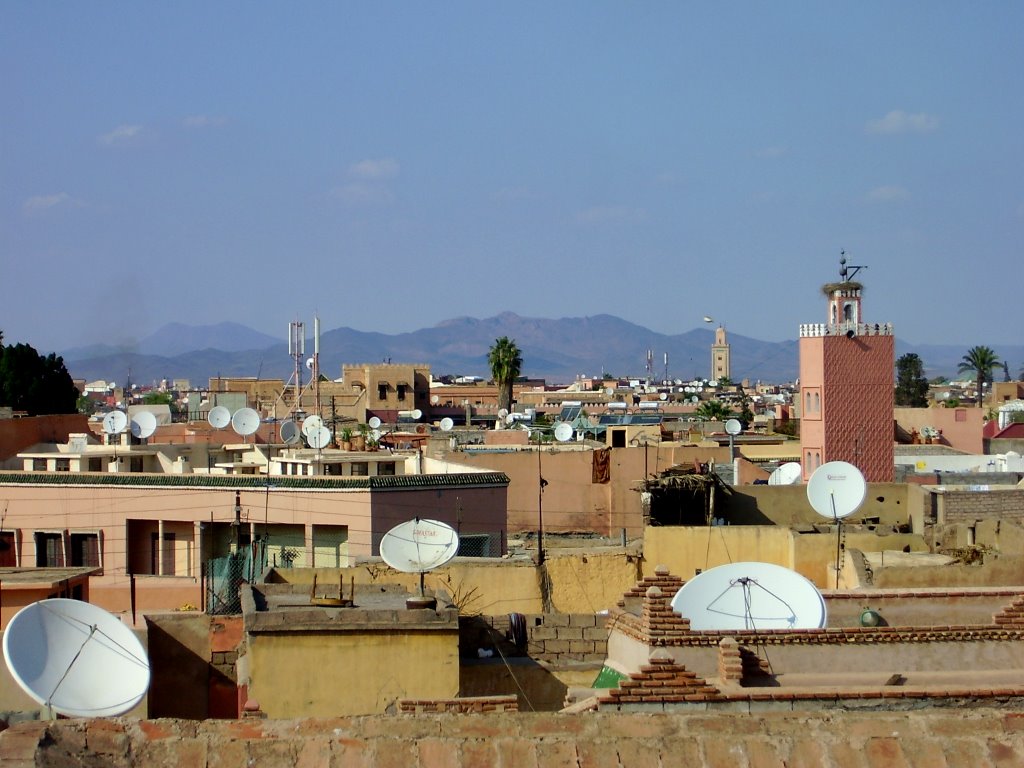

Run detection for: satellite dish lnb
[[3, 599, 150, 717], [129, 411, 157, 440], [807, 461, 867, 520]]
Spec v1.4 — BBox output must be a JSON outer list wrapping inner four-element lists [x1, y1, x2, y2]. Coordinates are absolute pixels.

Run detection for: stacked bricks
[[398, 696, 519, 714], [527, 614, 607, 662], [993, 595, 1024, 627], [597, 648, 723, 708], [616, 564, 684, 609], [639, 585, 691, 645], [717, 637, 743, 684]]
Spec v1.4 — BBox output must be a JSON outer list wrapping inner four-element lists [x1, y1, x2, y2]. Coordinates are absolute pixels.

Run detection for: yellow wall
[[247, 629, 458, 717]]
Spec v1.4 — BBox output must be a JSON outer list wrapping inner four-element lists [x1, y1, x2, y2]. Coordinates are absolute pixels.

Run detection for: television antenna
[[807, 461, 867, 588], [379, 518, 460, 609], [3, 599, 150, 718], [670, 561, 827, 631]]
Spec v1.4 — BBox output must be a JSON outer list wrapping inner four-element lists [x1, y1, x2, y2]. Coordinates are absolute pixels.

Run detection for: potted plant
[[340, 427, 353, 451]]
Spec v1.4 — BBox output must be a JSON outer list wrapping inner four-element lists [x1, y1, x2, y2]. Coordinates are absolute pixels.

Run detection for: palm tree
[[695, 399, 732, 422], [957, 345, 1001, 408], [488, 336, 522, 417]]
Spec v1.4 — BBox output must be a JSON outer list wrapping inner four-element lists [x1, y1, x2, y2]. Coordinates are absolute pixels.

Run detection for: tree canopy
[[0, 332, 79, 415], [695, 399, 732, 422], [957, 345, 1001, 408], [895, 353, 929, 407], [487, 336, 523, 416]]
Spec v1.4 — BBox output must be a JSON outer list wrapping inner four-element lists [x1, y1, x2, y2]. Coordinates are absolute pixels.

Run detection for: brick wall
[[460, 614, 608, 663], [938, 489, 1024, 525], [4, 710, 1024, 767]]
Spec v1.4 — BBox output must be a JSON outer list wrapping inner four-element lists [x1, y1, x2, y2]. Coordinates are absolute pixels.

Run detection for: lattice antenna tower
[[288, 320, 305, 415]]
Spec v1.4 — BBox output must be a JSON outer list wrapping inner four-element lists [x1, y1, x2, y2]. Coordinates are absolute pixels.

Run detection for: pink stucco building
[[798, 259, 895, 482]]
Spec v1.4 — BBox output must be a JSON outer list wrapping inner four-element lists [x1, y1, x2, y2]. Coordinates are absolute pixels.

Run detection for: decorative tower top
[[799, 251, 892, 338]]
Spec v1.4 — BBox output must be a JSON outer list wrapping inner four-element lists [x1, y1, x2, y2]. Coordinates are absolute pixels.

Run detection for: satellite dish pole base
[[406, 596, 437, 610]]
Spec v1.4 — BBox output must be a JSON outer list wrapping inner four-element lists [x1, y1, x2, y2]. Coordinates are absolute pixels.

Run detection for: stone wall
[[937, 488, 1024, 525], [4, 709, 1024, 767]]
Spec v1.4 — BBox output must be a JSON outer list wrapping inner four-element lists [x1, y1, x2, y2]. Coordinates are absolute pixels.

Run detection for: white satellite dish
[[307, 425, 332, 449], [380, 518, 460, 604], [691, 396, 699, 404], [768, 462, 803, 485], [439, 417, 454, 432], [553, 422, 573, 442], [207, 406, 231, 430], [305, 357, 315, 370], [380, 518, 460, 573], [3, 599, 150, 718], [231, 407, 260, 437], [412, 409, 423, 420], [279, 419, 301, 445], [301, 415, 323, 437], [368, 416, 382, 430], [670, 562, 827, 631], [497, 408, 509, 420], [659, 392, 668, 401], [505, 413, 517, 425], [709, 380, 719, 388], [807, 461, 866, 520], [724, 418, 743, 436], [430, 394, 440, 405], [129, 411, 157, 440], [102, 410, 128, 435], [605, 387, 615, 396]]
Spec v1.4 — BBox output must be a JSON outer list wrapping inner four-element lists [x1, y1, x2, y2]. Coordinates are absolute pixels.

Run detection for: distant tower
[[711, 326, 730, 381], [798, 253, 894, 482]]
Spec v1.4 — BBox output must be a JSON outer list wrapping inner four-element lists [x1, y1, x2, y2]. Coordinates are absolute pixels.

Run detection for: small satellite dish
[[301, 415, 324, 437], [553, 422, 573, 442], [280, 419, 301, 445], [430, 394, 440, 405], [231, 407, 260, 437], [207, 406, 231, 429], [102, 411, 128, 435], [411, 408, 422, 420], [768, 462, 803, 485], [670, 562, 827, 631], [439, 417, 454, 432], [497, 408, 509, 420], [368, 416, 382, 430], [3, 599, 150, 718], [305, 357, 315, 370], [691, 395, 699, 404], [308, 425, 332, 449], [659, 392, 668, 401], [709, 380, 719, 388], [725, 419, 743, 436], [380, 518, 460, 574], [605, 387, 615, 396], [703, 316, 714, 323], [807, 461, 867, 520], [129, 411, 157, 440]]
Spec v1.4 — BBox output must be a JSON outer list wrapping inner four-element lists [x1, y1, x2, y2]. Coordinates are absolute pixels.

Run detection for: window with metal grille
[[457, 533, 494, 558]]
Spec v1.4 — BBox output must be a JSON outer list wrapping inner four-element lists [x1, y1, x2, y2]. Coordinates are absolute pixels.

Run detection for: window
[[376, 462, 396, 476], [88, 457, 102, 471], [54, 458, 70, 472], [70, 532, 101, 568], [151, 532, 175, 575], [351, 462, 369, 477], [32, 458, 45, 471], [397, 384, 407, 402], [130, 457, 144, 472], [457, 533, 494, 558], [377, 384, 388, 400], [0, 532, 17, 567], [35, 532, 65, 567]]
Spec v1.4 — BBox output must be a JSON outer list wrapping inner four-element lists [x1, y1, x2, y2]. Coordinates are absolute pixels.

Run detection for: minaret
[[798, 253, 894, 482], [711, 326, 730, 381]]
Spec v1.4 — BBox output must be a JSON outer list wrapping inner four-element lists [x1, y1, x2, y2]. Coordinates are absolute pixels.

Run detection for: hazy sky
[[3, 3, 1021, 354]]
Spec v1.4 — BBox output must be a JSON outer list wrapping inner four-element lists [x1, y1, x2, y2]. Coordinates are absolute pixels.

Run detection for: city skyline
[[3, 3, 1022, 353]]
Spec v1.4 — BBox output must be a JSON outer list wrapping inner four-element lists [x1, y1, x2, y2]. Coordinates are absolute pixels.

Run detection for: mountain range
[[59, 313, 1023, 389]]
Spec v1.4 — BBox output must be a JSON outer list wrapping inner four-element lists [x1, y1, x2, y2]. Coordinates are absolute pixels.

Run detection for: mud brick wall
[[939, 489, 1024, 525], [460, 614, 608, 663]]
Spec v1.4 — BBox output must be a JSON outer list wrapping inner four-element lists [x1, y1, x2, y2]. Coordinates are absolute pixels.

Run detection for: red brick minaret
[[798, 254, 894, 482]]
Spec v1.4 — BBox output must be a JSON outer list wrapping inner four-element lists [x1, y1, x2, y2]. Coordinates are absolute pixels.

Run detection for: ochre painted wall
[[246, 629, 459, 717]]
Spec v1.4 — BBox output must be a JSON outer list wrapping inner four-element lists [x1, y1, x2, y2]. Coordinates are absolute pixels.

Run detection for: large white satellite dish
[[380, 518, 460, 607], [807, 461, 866, 520], [307, 425, 332, 450], [3, 599, 150, 718], [670, 562, 827, 631], [207, 405, 231, 429], [553, 422, 573, 442], [102, 411, 128, 435], [279, 419, 300, 445], [301, 415, 324, 437], [768, 462, 803, 485], [129, 411, 157, 440], [380, 518, 460, 573], [439, 417, 454, 432], [231, 407, 260, 437]]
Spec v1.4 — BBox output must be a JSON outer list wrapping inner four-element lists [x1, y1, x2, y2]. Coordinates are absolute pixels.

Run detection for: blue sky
[[2, 3, 1021, 354]]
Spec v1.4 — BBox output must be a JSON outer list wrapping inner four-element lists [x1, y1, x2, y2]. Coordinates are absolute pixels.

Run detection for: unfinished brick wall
[[460, 613, 608, 663], [939, 489, 1024, 525]]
